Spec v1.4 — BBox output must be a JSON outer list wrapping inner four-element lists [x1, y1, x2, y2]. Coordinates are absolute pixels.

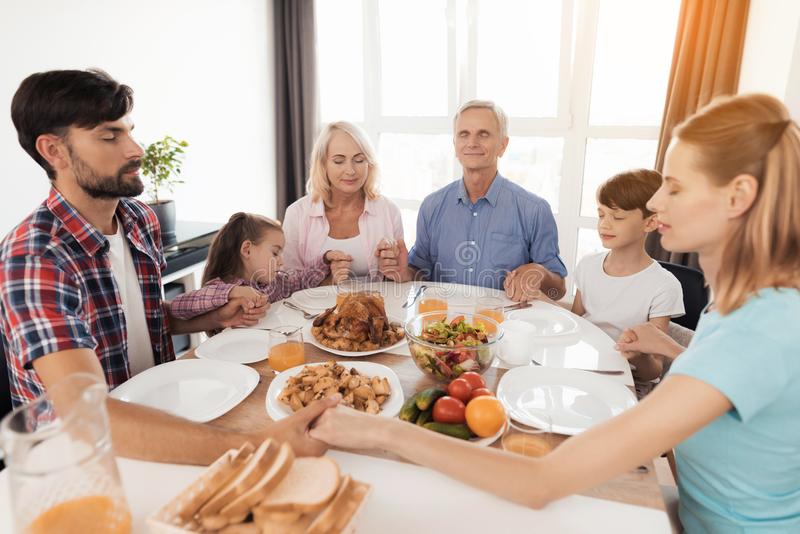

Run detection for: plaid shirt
[[0, 188, 174, 407], [169, 258, 329, 319]]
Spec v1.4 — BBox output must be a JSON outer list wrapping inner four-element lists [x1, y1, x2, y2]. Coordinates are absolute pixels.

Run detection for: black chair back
[[658, 261, 708, 330]]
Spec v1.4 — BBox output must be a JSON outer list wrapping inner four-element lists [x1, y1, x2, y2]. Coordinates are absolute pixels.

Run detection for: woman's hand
[[375, 238, 409, 282], [616, 322, 685, 360], [260, 395, 341, 457], [324, 250, 353, 284], [309, 405, 388, 450]]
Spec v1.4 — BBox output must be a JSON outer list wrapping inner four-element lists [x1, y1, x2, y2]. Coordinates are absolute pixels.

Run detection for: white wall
[[0, 0, 276, 235], [739, 0, 800, 117]]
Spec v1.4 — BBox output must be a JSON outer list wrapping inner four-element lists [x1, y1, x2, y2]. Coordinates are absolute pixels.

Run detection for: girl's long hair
[[202, 212, 282, 285], [673, 93, 800, 314]]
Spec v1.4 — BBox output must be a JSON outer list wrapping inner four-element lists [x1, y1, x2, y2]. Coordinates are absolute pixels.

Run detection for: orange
[[465, 396, 506, 438]]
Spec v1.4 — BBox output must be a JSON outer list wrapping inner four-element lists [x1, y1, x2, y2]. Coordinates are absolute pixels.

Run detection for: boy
[[539, 169, 684, 392]]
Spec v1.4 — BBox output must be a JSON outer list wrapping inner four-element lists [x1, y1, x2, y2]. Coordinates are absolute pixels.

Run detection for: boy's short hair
[[597, 169, 663, 217]]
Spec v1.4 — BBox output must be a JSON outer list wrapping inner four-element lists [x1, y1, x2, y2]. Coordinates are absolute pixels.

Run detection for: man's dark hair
[[10, 69, 134, 180]]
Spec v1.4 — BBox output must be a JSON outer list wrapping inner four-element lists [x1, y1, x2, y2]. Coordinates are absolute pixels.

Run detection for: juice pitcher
[[0, 373, 131, 534]]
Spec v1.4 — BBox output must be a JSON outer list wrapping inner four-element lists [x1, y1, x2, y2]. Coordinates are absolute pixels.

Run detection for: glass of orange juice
[[501, 416, 556, 458], [475, 296, 505, 334], [1, 373, 132, 534], [268, 325, 305, 372], [417, 291, 448, 324]]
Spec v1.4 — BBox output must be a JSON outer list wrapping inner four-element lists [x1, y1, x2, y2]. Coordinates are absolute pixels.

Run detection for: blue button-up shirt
[[408, 174, 567, 289]]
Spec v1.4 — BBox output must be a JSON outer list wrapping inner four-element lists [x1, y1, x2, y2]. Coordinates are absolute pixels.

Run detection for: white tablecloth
[[261, 281, 634, 386], [0, 450, 670, 533]]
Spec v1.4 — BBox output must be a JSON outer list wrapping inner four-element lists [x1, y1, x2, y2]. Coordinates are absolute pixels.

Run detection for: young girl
[[309, 94, 800, 532], [537, 169, 685, 391], [169, 212, 350, 320]]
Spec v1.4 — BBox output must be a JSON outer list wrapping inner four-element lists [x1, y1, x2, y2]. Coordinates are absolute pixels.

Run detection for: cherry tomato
[[460, 371, 486, 390], [470, 387, 493, 400], [447, 378, 473, 403], [432, 396, 466, 424]]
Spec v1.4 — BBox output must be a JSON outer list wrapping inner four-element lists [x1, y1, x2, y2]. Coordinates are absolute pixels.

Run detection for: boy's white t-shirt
[[574, 251, 685, 341], [106, 221, 156, 376]]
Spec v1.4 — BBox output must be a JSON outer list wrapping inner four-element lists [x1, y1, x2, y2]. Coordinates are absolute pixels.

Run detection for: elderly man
[[378, 100, 566, 300]]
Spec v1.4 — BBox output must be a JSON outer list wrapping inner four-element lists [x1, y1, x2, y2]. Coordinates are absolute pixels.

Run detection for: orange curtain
[[646, 0, 750, 267]]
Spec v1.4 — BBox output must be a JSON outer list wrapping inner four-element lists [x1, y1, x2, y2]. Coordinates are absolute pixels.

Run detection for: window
[[316, 0, 680, 292]]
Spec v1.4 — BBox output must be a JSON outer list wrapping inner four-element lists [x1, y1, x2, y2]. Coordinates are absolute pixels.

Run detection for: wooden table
[[191, 343, 665, 512]]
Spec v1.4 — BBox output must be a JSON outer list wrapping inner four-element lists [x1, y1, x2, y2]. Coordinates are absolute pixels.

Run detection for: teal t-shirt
[[669, 288, 800, 533]]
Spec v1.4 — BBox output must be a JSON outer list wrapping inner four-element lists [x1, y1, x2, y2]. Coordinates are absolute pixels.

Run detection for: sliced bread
[[258, 456, 341, 514], [198, 439, 278, 518], [173, 442, 254, 523], [305, 475, 352, 534], [220, 441, 296, 521]]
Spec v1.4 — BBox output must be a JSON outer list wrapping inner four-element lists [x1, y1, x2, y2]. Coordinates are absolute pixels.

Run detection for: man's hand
[[324, 250, 353, 284], [265, 395, 341, 456], [504, 263, 548, 302], [375, 238, 409, 282], [212, 294, 268, 329]]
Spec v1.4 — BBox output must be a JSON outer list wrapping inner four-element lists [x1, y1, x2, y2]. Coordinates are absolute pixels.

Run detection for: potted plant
[[141, 135, 188, 244]]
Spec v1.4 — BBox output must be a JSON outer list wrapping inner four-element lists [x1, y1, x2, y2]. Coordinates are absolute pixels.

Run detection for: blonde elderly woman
[[282, 122, 407, 282]]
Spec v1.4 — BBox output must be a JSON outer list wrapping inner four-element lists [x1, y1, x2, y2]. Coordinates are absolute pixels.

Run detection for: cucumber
[[399, 395, 421, 422], [423, 422, 472, 440], [415, 388, 446, 411], [415, 407, 433, 426]]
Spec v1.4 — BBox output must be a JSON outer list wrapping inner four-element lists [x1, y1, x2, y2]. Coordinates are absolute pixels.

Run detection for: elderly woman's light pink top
[[282, 194, 404, 276]]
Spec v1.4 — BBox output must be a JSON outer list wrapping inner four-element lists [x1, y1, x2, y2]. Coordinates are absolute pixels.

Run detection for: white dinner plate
[[265, 361, 404, 420], [496, 366, 636, 435], [505, 307, 580, 336], [110, 359, 259, 423], [303, 318, 407, 358], [196, 328, 270, 364], [290, 286, 338, 310]]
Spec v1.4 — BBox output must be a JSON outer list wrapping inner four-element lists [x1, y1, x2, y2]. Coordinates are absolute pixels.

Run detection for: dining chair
[[658, 261, 708, 331]]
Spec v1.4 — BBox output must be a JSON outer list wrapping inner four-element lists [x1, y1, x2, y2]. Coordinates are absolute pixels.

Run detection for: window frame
[[317, 0, 669, 292]]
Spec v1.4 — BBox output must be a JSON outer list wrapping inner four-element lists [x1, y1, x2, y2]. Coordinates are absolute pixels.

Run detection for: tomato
[[465, 396, 506, 438], [460, 371, 486, 390], [470, 387, 493, 400], [432, 396, 466, 424], [447, 378, 473, 403]]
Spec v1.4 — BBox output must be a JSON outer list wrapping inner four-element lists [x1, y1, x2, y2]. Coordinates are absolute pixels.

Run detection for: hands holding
[[504, 263, 550, 302], [309, 405, 385, 450], [615, 322, 685, 361], [375, 238, 409, 282], [262, 395, 342, 457], [213, 286, 269, 328], [323, 250, 353, 284]]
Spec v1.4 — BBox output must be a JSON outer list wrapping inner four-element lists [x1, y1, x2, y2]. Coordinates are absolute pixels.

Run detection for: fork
[[531, 358, 624, 375], [282, 300, 320, 320], [402, 284, 428, 309]]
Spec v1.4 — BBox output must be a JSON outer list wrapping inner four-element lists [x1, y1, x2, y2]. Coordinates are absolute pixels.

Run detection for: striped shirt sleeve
[[167, 278, 236, 319], [261, 258, 329, 302]]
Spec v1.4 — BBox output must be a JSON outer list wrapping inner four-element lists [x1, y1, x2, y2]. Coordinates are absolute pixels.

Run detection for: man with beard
[[0, 69, 336, 463]]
